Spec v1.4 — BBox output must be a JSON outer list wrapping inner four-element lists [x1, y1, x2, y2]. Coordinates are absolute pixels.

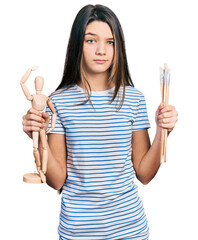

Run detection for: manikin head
[[35, 76, 44, 93]]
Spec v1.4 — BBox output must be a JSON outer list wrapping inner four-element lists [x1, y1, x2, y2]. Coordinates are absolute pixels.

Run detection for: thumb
[[41, 112, 50, 120], [156, 102, 164, 114], [159, 102, 164, 110]]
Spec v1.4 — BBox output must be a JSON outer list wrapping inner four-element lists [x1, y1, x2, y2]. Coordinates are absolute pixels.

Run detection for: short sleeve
[[46, 97, 66, 134], [132, 93, 150, 131]]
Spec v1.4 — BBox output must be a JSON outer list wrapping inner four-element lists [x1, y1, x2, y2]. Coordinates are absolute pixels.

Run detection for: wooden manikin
[[20, 67, 56, 184]]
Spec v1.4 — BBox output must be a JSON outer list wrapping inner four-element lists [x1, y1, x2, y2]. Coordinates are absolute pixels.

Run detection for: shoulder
[[124, 85, 146, 101], [49, 85, 78, 102]]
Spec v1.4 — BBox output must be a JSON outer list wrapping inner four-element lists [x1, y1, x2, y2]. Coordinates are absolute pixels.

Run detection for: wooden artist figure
[[20, 67, 56, 184]]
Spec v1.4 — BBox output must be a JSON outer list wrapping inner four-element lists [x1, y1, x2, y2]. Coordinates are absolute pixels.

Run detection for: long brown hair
[[55, 4, 134, 110]]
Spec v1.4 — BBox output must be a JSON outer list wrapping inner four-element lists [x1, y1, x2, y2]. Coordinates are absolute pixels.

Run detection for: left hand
[[155, 103, 178, 138]]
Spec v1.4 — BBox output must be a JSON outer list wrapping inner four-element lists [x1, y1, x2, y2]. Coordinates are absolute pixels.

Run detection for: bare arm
[[132, 103, 178, 185], [132, 129, 161, 184], [38, 133, 67, 190]]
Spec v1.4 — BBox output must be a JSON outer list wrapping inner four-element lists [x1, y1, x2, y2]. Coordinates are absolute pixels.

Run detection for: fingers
[[158, 117, 178, 129], [22, 108, 48, 137], [26, 108, 43, 119], [158, 111, 177, 120], [23, 109, 45, 126], [159, 105, 177, 114], [23, 118, 44, 130], [158, 105, 178, 120], [41, 111, 50, 120], [41, 112, 50, 127], [156, 104, 178, 132]]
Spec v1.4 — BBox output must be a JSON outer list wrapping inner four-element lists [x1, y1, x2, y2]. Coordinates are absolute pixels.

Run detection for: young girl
[[22, 4, 178, 240]]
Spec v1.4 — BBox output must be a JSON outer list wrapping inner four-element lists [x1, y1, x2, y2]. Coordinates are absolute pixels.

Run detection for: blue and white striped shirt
[[46, 84, 150, 240]]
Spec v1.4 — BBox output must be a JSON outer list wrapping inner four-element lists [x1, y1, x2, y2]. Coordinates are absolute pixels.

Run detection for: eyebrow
[[84, 32, 114, 40], [85, 32, 96, 36]]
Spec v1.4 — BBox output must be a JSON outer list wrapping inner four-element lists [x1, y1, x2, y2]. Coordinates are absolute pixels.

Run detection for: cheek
[[82, 46, 95, 71], [108, 47, 114, 63], [82, 47, 89, 62], [108, 45, 114, 56], [83, 44, 95, 58]]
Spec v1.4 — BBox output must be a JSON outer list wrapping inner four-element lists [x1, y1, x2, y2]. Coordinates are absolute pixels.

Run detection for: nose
[[95, 42, 106, 56]]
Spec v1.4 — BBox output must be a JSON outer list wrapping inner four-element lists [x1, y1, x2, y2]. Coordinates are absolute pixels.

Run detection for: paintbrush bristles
[[160, 64, 170, 164], [160, 67, 164, 103]]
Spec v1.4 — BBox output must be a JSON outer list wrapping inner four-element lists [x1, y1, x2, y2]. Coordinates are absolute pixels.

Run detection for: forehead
[[85, 21, 113, 38]]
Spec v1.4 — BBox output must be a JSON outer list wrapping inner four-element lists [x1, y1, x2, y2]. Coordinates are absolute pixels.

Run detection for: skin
[[79, 21, 115, 91], [22, 21, 178, 189]]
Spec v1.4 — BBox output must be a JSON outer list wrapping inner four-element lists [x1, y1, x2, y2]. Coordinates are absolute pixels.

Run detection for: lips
[[94, 59, 107, 64]]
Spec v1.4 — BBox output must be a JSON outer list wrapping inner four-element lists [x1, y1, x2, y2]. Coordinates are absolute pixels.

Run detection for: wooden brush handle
[[163, 85, 170, 162], [160, 66, 170, 163]]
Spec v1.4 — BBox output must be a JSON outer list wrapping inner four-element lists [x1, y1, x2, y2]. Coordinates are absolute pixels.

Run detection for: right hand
[[22, 108, 50, 138]]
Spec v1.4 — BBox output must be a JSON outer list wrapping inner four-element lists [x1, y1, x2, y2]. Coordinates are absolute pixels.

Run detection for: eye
[[87, 39, 95, 43], [107, 41, 114, 45]]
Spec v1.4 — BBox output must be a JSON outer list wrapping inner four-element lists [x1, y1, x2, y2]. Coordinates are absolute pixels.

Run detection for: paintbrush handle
[[163, 85, 170, 162], [160, 130, 165, 164], [160, 80, 165, 163], [161, 72, 167, 163], [163, 129, 168, 162], [160, 65, 170, 164]]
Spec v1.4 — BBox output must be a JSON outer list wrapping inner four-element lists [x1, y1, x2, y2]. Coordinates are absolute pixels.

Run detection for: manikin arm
[[46, 97, 57, 134], [20, 66, 38, 101]]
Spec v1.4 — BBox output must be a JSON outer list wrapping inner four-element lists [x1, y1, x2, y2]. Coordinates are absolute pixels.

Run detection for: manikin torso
[[32, 93, 48, 111]]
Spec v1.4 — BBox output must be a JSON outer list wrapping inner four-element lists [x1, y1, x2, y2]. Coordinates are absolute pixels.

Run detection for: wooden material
[[20, 67, 57, 184], [23, 173, 42, 184], [160, 64, 170, 164]]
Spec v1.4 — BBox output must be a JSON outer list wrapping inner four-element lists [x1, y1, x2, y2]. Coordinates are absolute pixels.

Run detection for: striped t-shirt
[[46, 84, 150, 240]]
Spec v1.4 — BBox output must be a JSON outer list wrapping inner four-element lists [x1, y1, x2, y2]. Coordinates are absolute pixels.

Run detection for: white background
[[0, 0, 197, 239]]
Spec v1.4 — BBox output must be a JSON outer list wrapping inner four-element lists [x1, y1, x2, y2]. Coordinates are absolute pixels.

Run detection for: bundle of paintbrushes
[[160, 64, 170, 163]]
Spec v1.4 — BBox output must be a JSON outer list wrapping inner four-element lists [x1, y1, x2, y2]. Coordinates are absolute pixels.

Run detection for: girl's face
[[83, 21, 114, 77]]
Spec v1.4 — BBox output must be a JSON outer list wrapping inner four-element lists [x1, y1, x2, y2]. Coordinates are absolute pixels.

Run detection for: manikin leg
[[39, 129, 48, 183], [33, 131, 41, 172], [23, 131, 42, 183], [31, 131, 46, 183]]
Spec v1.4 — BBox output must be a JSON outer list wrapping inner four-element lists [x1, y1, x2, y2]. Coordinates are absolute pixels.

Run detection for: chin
[[93, 65, 111, 73]]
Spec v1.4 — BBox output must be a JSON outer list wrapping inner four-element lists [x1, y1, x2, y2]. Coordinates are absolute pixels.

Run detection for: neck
[[81, 72, 114, 91], [36, 91, 42, 94]]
